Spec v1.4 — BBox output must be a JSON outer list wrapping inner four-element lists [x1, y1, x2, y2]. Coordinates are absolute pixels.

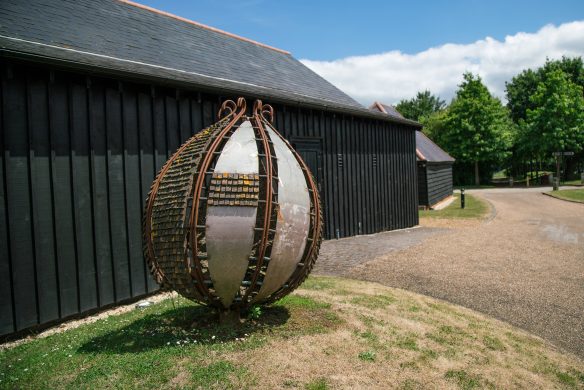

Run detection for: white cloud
[[300, 21, 584, 106]]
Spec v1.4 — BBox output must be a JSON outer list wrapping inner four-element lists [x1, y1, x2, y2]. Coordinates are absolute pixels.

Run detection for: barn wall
[[0, 58, 418, 336], [426, 163, 453, 206], [417, 162, 428, 206]]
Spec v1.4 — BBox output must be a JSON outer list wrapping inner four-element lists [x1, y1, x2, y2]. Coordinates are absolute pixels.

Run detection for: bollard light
[[461, 188, 465, 209]]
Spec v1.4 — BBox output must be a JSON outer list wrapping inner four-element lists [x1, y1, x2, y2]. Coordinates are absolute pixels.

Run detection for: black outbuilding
[[0, 0, 421, 336], [370, 102, 454, 208], [414, 131, 455, 208]]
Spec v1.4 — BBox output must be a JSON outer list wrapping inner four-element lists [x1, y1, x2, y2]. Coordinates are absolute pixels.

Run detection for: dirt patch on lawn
[[226, 277, 584, 389]]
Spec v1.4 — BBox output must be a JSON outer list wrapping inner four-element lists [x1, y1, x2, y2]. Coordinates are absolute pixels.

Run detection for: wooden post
[[554, 155, 560, 191], [474, 161, 480, 186]]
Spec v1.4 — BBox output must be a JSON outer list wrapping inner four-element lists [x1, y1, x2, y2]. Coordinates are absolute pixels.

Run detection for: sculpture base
[[218, 309, 242, 326]]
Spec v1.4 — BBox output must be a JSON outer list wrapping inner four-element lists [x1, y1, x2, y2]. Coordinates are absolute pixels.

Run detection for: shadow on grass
[[77, 304, 290, 354]]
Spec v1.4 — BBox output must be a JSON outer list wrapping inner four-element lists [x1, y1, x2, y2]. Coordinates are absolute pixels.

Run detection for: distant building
[[370, 102, 454, 208], [0, 0, 422, 336]]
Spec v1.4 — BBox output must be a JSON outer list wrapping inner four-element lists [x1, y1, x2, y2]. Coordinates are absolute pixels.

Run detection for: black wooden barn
[[0, 0, 421, 336], [370, 102, 454, 208], [414, 131, 455, 208]]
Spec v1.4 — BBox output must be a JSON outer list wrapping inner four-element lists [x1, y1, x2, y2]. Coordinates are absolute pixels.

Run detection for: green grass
[[350, 294, 396, 309], [395, 335, 419, 351], [445, 370, 482, 390], [419, 194, 489, 219], [305, 377, 329, 390], [0, 293, 340, 389], [427, 325, 469, 347], [454, 185, 496, 190], [492, 170, 552, 182], [483, 335, 506, 351], [301, 276, 337, 291], [492, 170, 507, 179], [547, 189, 584, 203], [189, 361, 248, 389], [2, 276, 584, 389], [358, 351, 376, 362], [563, 179, 583, 186]]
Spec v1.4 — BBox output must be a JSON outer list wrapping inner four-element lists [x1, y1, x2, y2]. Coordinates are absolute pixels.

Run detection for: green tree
[[507, 58, 584, 180], [523, 69, 584, 157], [505, 68, 539, 123], [396, 90, 446, 122], [441, 73, 512, 185], [421, 108, 449, 141], [506, 56, 584, 122]]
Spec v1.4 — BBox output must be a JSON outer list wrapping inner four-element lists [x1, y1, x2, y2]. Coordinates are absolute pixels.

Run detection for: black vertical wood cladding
[[418, 162, 453, 208], [0, 59, 418, 336], [69, 79, 98, 313], [3, 68, 38, 330], [28, 74, 60, 324], [0, 68, 15, 334], [122, 88, 146, 297]]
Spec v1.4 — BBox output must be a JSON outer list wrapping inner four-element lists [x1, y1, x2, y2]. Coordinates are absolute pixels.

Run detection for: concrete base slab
[[430, 195, 455, 210]]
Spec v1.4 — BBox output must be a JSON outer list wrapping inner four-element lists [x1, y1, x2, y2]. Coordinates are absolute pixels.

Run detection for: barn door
[[291, 138, 323, 194]]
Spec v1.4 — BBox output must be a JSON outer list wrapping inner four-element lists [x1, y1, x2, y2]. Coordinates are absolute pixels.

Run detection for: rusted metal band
[[187, 98, 247, 303], [240, 100, 279, 304]]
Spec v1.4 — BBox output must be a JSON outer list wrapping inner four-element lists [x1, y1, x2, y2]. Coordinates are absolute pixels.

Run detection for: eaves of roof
[[0, 38, 422, 129]]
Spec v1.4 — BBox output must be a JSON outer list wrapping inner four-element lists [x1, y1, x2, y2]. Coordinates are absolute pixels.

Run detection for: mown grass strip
[[546, 189, 584, 203], [419, 193, 489, 219]]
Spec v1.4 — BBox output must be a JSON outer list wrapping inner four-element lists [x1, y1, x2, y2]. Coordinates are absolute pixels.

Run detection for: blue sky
[[137, 0, 583, 60], [137, 1, 584, 104]]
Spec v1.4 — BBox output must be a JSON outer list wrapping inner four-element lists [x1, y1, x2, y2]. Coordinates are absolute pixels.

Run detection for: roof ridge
[[118, 0, 291, 55], [375, 101, 387, 113]]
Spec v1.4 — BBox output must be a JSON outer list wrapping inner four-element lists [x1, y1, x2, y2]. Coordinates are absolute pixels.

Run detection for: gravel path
[[314, 189, 584, 359]]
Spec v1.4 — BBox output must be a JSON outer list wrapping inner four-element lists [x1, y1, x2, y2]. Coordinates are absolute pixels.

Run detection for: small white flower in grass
[[166, 342, 170, 345], [211, 335, 216, 340], [24, 369, 28, 372], [68, 354, 72, 358], [176, 341, 180, 345]]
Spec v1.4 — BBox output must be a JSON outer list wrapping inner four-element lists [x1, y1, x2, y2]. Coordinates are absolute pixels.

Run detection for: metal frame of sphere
[[143, 98, 323, 323]]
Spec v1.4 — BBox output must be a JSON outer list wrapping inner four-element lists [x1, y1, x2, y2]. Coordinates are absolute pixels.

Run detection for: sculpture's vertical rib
[[187, 98, 247, 304], [262, 116, 324, 303], [238, 100, 278, 305]]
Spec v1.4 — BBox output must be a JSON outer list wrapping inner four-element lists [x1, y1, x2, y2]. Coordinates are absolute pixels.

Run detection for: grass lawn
[[563, 179, 584, 186], [454, 184, 496, 190], [547, 189, 584, 203], [2, 277, 584, 389], [419, 194, 489, 219]]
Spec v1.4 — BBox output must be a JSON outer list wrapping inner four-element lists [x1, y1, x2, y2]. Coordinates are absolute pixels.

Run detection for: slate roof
[[370, 102, 454, 162], [369, 102, 405, 119], [0, 0, 420, 127], [415, 131, 454, 163]]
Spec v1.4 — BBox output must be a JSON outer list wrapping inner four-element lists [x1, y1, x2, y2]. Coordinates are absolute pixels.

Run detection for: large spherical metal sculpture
[[143, 98, 323, 322]]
